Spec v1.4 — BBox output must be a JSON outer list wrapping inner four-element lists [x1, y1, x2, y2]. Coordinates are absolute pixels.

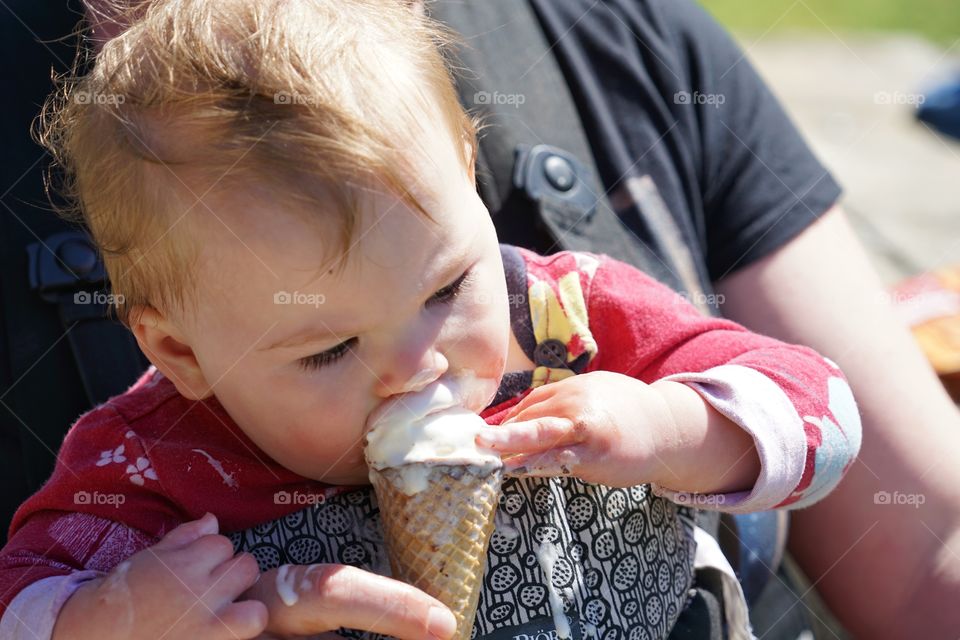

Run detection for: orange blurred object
[[890, 265, 960, 402]]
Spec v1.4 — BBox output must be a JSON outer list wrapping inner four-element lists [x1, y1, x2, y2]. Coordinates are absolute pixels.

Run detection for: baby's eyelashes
[[298, 337, 357, 371], [427, 268, 473, 306]]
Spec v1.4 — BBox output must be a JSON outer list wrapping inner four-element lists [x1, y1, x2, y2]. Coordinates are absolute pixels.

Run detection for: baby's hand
[[476, 371, 684, 488], [242, 562, 458, 640], [53, 513, 266, 640]]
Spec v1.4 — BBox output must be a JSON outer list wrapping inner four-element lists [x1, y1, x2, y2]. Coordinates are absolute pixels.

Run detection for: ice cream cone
[[370, 462, 503, 639]]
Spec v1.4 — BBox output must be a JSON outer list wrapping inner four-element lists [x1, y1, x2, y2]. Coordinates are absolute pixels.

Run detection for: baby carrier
[[0, 0, 816, 637]]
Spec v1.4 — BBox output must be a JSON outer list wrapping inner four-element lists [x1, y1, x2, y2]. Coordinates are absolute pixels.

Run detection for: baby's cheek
[[449, 318, 507, 378], [288, 415, 367, 473]]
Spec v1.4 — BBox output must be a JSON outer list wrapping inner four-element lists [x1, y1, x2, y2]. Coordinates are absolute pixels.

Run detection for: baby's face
[[172, 128, 510, 485]]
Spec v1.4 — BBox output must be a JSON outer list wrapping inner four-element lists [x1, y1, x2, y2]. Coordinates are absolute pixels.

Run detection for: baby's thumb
[[154, 512, 219, 550]]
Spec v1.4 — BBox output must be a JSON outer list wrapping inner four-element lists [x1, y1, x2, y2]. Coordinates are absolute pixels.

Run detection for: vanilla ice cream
[[364, 372, 502, 494]]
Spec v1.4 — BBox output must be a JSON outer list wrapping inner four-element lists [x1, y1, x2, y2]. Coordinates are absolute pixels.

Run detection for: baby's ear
[[129, 305, 213, 400]]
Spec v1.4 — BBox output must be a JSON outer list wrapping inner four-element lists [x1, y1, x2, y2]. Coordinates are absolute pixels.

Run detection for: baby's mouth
[[364, 370, 499, 435], [362, 374, 502, 473]]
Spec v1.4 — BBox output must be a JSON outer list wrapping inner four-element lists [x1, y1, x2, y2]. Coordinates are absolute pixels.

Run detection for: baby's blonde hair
[[38, 0, 479, 325]]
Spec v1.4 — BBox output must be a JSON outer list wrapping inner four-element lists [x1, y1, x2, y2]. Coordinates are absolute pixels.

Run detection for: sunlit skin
[[55, 104, 759, 640], [131, 97, 534, 487]]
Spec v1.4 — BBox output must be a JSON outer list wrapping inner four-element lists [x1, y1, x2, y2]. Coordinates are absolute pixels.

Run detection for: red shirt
[[0, 246, 861, 619]]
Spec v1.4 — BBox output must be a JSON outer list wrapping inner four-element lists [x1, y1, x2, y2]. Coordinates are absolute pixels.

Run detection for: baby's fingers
[[153, 512, 219, 551], [211, 599, 268, 639], [502, 448, 582, 477], [498, 383, 564, 423], [210, 551, 262, 596], [477, 417, 580, 454]]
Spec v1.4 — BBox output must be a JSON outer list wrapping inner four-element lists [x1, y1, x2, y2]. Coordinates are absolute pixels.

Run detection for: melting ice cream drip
[[536, 542, 572, 640], [100, 559, 135, 636], [276, 564, 299, 606]]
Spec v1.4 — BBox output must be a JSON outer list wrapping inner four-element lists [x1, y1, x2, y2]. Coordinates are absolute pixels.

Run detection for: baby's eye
[[429, 269, 473, 306], [299, 337, 357, 371]]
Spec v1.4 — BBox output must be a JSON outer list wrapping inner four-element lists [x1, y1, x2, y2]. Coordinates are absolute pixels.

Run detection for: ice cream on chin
[[364, 371, 502, 494]]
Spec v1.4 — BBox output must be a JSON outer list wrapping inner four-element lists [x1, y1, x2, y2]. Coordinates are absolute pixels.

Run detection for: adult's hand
[[715, 205, 960, 638], [242, 563, 457, 640], [53, 514, 266, 640]]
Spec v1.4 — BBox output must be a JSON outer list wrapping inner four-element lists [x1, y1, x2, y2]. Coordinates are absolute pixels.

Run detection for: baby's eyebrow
[[262, 325, 342, 352]]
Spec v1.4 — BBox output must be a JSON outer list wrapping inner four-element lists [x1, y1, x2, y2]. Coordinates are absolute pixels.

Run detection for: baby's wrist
[[648, 380, 708, 489], [51, 577, 107, 640], [648, 379, 760, 495]]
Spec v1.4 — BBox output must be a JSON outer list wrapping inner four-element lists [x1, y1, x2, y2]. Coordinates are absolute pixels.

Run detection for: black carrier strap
[[428, 2, 747, 636], [428, 0, 681, 291], [27, 231, 149, 407], [429, 0, 728, 522]]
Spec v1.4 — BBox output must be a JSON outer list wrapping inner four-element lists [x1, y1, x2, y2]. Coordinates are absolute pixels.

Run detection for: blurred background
[[702, 0, 960, 285]]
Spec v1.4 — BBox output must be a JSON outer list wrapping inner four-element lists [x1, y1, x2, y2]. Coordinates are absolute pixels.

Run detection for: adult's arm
[[714, 204, 960, 638]]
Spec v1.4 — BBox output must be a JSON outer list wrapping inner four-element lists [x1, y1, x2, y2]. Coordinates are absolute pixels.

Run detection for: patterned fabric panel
[[229, 477, 696, 639]]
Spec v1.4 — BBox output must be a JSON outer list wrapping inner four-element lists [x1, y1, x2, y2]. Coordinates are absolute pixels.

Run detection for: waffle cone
[[370, 463, 503, 639]]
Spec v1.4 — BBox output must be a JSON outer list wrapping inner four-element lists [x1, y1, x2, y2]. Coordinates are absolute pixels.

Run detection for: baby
[[0, 0, 862, 639]]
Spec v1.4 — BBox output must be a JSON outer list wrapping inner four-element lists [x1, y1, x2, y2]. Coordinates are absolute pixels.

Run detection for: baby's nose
[[379, 350, 449, 397]]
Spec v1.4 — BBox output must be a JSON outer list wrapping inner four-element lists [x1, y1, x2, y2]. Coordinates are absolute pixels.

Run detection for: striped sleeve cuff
[[0, 571, 103, 640], [651, 364, 807, 513]]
